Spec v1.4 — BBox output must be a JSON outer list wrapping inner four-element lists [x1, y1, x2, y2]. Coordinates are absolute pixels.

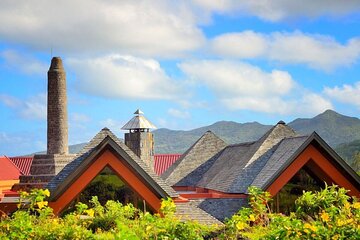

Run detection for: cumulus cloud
[[0, 1, 204, 57], [192, 0, 360, 21], [324, 82, 360, 108], [179, 60, 332, 115], [211, 31, 360, 71], [68, 55, 182, 100], [1, 50, 47, 75], [0, 93, 46, 120]]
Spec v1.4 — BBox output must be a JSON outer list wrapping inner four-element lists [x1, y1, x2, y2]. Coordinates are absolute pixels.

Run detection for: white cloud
[[324, 82, 360, 108], [211, 31, 360, 71], [212, 31, 267, 58], [192, 0, 360, 21], [179, 60, 332, 115], [180, 60, 294, 97], [0, 93, 46, 120], [168, 108, 191, 119], [0, 1, 204, 57], [68, 55, 182, 100], [1, 50, 47, 75]]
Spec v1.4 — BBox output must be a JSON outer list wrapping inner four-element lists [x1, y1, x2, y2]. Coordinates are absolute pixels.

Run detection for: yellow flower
[[320, 212, 330, 222], [236, 222, 247, 230], [36, 201, 48, 209], [344, 202, 351, 209], [85, 209, 95, 217], [337, 219, 346, 226], [353, 202, 360, 209], [43, 189, 50, 197], [249, 214, 256, 222], [304, 223, 317, 232]]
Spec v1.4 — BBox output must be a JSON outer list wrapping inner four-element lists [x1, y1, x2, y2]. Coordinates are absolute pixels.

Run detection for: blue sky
[[1, 1, 360, 156]]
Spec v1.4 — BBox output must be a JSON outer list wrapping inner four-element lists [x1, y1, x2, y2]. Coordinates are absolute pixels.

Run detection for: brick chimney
[[47, 57, 68, 155]]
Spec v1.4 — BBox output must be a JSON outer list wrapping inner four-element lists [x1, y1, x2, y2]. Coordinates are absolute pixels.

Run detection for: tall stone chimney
[[47, 57, 68, 155], [13, 57, 75, 191]]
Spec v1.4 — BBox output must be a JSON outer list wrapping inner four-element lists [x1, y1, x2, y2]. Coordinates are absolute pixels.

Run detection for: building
[[1, 57, 359, 224]]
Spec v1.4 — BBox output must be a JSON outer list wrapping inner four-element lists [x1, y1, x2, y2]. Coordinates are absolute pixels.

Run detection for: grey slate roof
[[47, 128, 178, 200], [193, 198, 249, 222], [174, 121, 360, 197], [194, 123, 298, 193], [175, 201, 223, 225], [162, 131, 227, 186]]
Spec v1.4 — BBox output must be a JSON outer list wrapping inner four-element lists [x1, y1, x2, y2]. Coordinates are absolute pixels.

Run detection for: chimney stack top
[[49, 57, 64, 70]]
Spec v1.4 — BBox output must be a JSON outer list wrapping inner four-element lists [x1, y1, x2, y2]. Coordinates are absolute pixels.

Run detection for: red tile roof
[[9, 156, 33, 175], [0, 156, 21, 180], [154, 154, 181, 175]]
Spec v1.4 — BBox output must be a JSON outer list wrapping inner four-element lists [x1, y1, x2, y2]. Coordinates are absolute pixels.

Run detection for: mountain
[[335, 139, 360, 166], [153, 110, 360, 154], [153, 121, 271, 154], [32, 110, 360, 168], [288, 110, 360, 146]]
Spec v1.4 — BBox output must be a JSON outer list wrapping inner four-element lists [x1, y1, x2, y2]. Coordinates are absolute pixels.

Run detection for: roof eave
[[261, 132, 360, 191]]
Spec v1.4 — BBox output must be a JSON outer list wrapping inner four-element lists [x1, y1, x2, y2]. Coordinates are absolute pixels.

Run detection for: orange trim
[[174, 186, 247, 199], [49, 149, 162, 214], [267, 144, 360, 198]]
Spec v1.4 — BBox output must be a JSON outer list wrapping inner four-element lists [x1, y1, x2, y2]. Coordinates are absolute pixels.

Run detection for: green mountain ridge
[[35, 110, 360, 169]]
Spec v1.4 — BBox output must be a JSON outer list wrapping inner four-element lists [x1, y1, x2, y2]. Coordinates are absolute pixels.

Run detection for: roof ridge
[[48, 127, 178, 199], [161, 131, 223, 179]]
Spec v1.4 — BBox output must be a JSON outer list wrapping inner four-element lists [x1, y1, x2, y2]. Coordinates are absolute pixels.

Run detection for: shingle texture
[[175, 201, 223, 225], [194, 198, 248, 221], [162, 131, 227, 186], [174, 123, 303, 193], [47, 128, 178, 198]]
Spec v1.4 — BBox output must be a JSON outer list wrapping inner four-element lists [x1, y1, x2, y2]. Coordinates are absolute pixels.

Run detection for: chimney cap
[[49, 57, 64, 70], [122, 109, 156, 130]]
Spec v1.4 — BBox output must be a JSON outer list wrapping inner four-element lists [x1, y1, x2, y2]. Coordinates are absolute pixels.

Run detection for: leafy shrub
[[224, 185, 360, 240]]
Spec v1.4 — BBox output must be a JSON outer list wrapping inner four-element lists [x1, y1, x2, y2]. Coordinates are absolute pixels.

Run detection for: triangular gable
[[256, 132, 360, 197], [162, 131, 227, 186], [47, 128, 178, 214]]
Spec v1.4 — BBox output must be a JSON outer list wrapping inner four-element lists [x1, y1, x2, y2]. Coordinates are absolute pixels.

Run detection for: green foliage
[[223, 185, 360, 240], [2, 186, 360, 239], [0, 189, 216, 240]]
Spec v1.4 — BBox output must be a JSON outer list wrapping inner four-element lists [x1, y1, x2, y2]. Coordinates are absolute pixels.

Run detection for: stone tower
[[47, 57, 68, 155], [13, 57, 75, 191], [122, 109, 156, 168]]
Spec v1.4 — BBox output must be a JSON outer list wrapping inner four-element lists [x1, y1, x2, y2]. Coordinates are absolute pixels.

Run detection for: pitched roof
[[177, 122, 300, 193], [0, 156, 21, 180], [253, 132, 360, 191], [47, 128, 178, 200], [121, 110, 156, 130], [154, 154, 181, 175], [176, 121, 360, 195], [9, 156, 33, 175], [162, 131, 227, 186]]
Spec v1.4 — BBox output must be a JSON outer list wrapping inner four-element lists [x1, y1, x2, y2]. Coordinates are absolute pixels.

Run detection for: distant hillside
[[33, 110, 360, 170], [335, 139, 360, 165], [153, 121, 271, 154], [154, 110, 360, 154], [288, 110, 360, 146]]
